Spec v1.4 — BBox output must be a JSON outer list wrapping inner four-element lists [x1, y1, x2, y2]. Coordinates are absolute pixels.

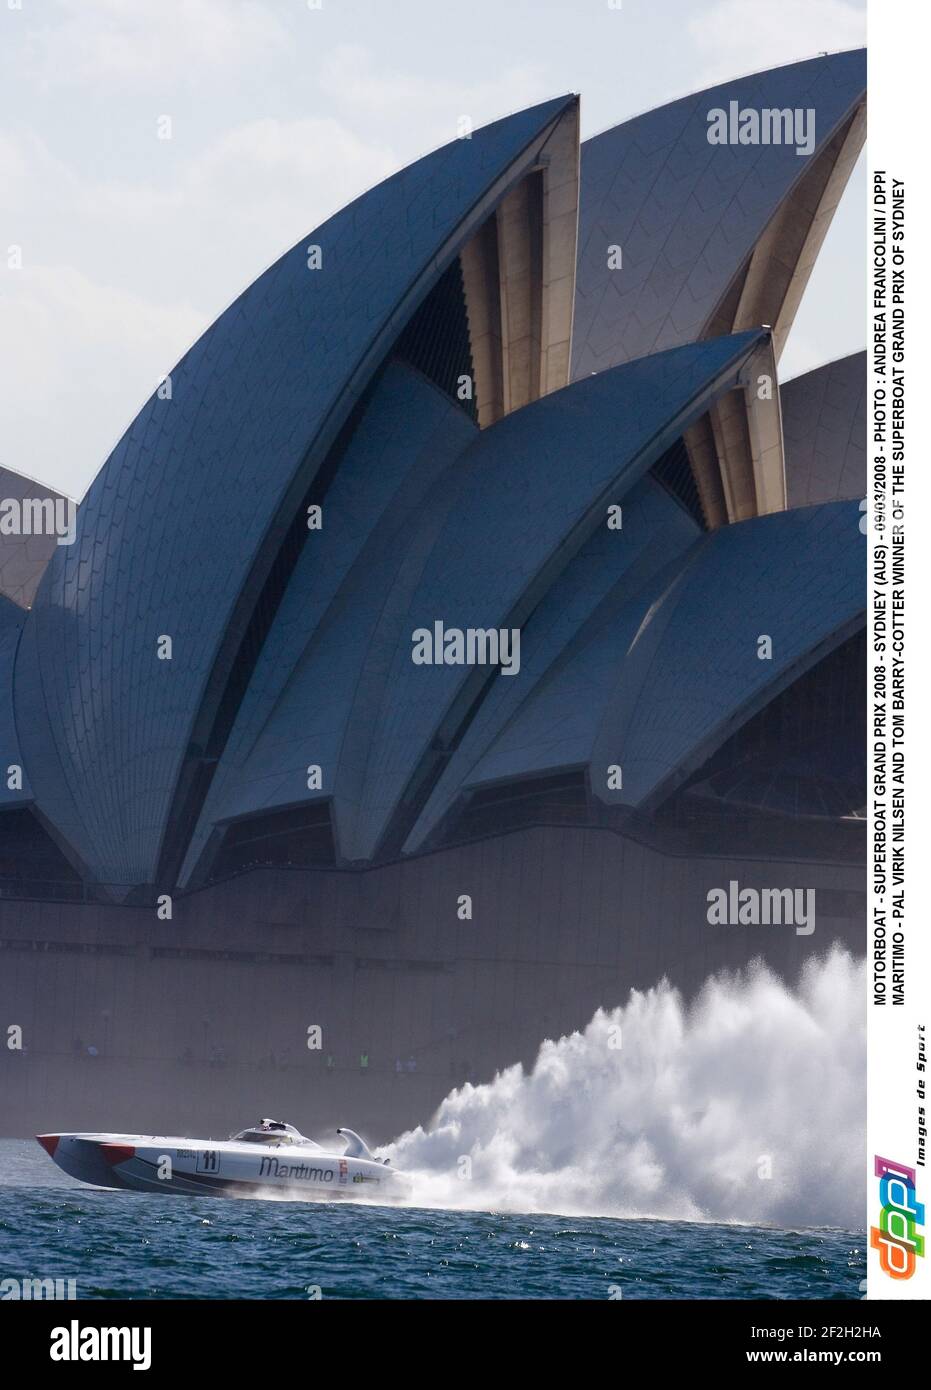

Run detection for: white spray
[[388, 948, 864, 1229]]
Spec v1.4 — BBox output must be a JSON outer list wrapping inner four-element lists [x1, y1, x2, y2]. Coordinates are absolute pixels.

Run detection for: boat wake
[[388, 947, 865, 1228]]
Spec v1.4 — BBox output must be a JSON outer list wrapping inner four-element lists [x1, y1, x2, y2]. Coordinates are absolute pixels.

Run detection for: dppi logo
[[870, 1155, 925, 1279]]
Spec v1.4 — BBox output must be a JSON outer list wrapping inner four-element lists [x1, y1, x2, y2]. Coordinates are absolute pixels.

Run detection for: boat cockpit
[[230, 1119, 315, 1147]]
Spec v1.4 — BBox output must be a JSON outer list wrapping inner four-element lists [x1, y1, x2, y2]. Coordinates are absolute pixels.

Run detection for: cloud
[[0, 264, 203, 498], [687, 0, 865, 86], [779, 332, 833, 383], [1, 10, 554, 500], [22, 0, 288, 90], [189, 116, 399, 241], [75, 115, 399, 323], [0, 113, 398, 495], [319, 44, 552, 149]]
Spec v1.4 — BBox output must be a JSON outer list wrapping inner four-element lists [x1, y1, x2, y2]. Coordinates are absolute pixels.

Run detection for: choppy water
[[0, 1140, 863, 1299]]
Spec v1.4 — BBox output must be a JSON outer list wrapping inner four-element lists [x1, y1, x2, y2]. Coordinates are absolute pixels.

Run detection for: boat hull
[[37, 1134, 412, 1203]]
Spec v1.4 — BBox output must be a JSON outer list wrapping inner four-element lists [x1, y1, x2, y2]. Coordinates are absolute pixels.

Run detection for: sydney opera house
[[1, 51, 866, 1138]]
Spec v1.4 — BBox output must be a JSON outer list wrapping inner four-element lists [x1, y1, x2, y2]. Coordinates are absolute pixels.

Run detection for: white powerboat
[[37, 1118, 412, 1203]]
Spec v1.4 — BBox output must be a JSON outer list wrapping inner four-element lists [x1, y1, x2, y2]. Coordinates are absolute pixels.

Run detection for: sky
[[0, 0, 867, 500]]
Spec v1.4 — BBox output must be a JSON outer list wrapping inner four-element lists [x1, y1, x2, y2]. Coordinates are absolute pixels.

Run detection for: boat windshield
[[231, 1120, 307, 1145], [235, 1130, 297, 1144]]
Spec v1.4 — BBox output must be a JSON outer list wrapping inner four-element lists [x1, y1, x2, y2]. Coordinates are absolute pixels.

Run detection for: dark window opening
[[441, 769, 589, 844], [0, 808, 83, 900], [649, 435, 707, 529], [656, 628, 866, 827], [210, 802, 336, 880], [394, 257, 477, 421]]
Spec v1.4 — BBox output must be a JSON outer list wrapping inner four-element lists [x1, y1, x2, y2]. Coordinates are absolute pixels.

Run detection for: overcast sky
[[1, 0, 867, 500]]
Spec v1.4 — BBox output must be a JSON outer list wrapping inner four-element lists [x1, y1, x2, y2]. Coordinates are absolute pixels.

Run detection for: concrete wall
[[0, 824, 865, 1143]]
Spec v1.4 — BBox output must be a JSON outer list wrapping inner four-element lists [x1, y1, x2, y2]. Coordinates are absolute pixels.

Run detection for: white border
[[866, 0, 930, 1301]]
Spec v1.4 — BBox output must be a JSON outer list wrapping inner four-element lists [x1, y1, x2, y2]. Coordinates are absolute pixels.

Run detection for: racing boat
[[36, 1118, 412, 1203]]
